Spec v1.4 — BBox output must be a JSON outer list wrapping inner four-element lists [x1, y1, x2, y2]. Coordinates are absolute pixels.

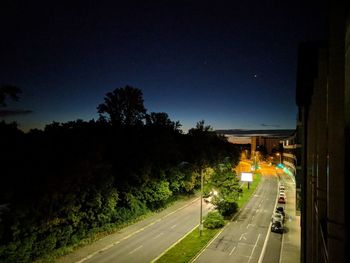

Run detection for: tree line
[[0, 86, 240, 262]]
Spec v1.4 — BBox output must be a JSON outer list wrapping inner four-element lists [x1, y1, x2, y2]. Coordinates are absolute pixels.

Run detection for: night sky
[[1, 0, 328, 132]]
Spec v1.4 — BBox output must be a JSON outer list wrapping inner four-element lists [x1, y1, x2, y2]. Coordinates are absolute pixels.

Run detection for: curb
[[189, 173, 264, 263], [73, 197, 200, 263], [258, 173, 280, 263], [150, 224, 199, 263]]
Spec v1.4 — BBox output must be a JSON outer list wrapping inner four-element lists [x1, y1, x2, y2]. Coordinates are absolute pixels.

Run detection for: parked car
[[279, 185, 285, 191], [271, 221, 284, 233], [279, 192, 286, 199], [276, 206, 285, 217], [271, 212, 284, 223], [278, 196, 286, 204]]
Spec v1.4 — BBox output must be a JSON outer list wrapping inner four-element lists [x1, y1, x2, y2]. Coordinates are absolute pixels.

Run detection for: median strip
[[153, 172, 262, 263]]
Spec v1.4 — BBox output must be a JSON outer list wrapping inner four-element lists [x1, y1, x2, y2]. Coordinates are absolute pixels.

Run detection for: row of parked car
[[271, 183, 286, 233]]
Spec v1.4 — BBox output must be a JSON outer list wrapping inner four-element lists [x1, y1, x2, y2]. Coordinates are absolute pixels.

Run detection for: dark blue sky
[[1, 0, 327, 132]]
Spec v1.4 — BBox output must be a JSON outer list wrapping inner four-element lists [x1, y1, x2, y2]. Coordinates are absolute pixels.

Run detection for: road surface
[[267, 168, 300, 263], [83, 198, 212, 263], [194, 164, 279, 263]]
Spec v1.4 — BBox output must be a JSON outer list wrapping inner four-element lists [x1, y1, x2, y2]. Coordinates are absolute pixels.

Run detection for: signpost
[[241, 172, 253, 189]]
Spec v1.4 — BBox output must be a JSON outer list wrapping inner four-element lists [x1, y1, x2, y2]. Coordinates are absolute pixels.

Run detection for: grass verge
[[155, 227, 220, 263], [154, 171, 262, 263], [237, 171, 262, 208]]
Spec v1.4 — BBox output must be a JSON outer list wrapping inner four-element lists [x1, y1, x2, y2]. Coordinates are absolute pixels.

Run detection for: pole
[[199, 169, 203, 236]]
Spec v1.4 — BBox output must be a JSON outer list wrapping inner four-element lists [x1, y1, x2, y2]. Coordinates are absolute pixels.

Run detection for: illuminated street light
[[276, 153, 281, 164]]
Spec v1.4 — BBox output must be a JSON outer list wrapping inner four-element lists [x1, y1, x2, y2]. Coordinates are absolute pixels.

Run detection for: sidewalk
[[55, 195, 199, 263], [278, 171, 301, 263]]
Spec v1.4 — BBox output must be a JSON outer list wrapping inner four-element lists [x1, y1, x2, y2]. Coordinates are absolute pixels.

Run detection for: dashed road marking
[[75, 197, 201, 263], [239, 233, 247, 241], [153, 232, 164, 239], [248, 234, 261, 263], [128, 245, 143, 255], [246, 223, 255, 229], [229, 246, 236, 256]]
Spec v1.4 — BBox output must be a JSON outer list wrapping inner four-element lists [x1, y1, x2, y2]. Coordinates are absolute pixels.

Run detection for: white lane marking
[[152, 224, 199, 263], [239, 233, 247, 241], [189, 174, 264, 263], [171, 224, 177, 229], [248, 233, 261, 263], [258, 175, 280, 263], [229, 246, 237, 256], [279, 230, 285, 263], [128, 245, 143, 255], [153, 232, 164, 239], [246, 223, 255, 229], [75, 197, 200, 263]]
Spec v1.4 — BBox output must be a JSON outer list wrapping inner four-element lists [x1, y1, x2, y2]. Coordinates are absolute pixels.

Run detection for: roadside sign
[[241, 172, 253, 182]]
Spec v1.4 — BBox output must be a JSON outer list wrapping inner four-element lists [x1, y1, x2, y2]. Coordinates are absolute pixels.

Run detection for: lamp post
[[276, 153, 281, 164], [179, 161, 204, 237]]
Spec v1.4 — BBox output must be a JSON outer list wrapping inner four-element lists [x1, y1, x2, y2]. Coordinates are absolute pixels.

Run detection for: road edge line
[[279, 170, 295, 263], [74, 197, 200, 263], [189, 223, 226, 263], [189, 172, 264, 263], [258, 173, 280, 263], [150, 224, 199, 263], [279, 229, 285, 263]]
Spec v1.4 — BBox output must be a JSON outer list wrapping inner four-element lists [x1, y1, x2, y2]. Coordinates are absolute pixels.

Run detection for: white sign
[[241, 172, 253, 182]]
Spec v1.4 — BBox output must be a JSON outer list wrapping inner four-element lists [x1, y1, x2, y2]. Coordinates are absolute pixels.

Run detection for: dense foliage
[[203, 211, 225, 229], [208, 161, 241, 217], [0, 86, 240, 262]]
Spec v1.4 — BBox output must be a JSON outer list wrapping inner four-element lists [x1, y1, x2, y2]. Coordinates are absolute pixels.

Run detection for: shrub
[[216, 200, 238, 217], [203, 211, 225, 229]]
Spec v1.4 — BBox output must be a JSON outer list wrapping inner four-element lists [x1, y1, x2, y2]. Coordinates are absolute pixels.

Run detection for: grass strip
[[155, 171, 262, 263], [155, 227, 220, 263], [236, 171, 262, 208]]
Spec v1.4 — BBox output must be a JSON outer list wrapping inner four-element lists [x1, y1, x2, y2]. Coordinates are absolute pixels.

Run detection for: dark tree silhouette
[[188, 120, 213, 134], [0, 92, 241, 263], [97, 86, 147, 127], [145, 112, 182, 132], [146, 112, 173, 127]]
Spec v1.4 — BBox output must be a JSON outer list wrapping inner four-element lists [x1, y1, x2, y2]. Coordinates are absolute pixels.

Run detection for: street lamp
[[276, 153, 281, 164], [179, 161, 204, 237]]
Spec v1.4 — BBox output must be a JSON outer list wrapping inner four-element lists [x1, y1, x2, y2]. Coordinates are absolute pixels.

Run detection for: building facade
[[282, 131, 301, 213], [297, 2, 350, 262], [251, 136, 282, 156]]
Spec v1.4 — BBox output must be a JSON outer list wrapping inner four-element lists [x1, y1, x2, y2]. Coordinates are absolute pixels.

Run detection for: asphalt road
[[194, 165, 279, 263], [83, 198, 212, 263], [261, 168, 286, 263]]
